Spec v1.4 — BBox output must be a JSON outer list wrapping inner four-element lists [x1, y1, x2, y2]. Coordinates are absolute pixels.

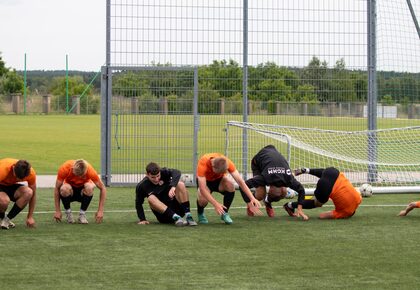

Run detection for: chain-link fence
[[102, 0, 420, 186]]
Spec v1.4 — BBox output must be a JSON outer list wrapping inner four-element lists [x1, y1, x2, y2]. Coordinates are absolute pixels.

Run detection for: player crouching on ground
[[0, 158, 37, 229], [53, 159, 107, 224], [284, 167, 362, 219], [135, 162, 197, 226], [240, 145, 308, 220], [196, 153, 262, 225]]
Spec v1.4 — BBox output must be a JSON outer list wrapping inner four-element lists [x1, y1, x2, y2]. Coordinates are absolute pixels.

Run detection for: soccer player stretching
[[284, 167, 362, 219], [135, 162, 197, 226], [240, 145, 308, 219], [53, 159, 107, 224], [196, 153, 261, 224], [0, 158, 37, 229]]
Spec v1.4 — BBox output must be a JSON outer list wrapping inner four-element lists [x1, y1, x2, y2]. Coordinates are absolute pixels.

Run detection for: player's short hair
[[146, 162, 160, 175], [14, 160, 31, 179], [73, 159, 88, 176], [211, 157, 228, 174], [268, 186, 287, 200]]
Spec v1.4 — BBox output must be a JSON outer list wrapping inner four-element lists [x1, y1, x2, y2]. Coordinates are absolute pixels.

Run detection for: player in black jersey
[[240, 145, 308, 220], [135, 162, 197, 226]]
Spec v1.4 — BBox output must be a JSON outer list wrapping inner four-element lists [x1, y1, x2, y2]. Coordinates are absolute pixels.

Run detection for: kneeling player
[[136, 162, 197, 226], [284, 167, 362, 219]]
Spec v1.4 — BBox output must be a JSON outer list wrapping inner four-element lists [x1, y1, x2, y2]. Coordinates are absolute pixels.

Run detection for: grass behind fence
[[2, 188, 420, 289], [1, 114, 420, 174]]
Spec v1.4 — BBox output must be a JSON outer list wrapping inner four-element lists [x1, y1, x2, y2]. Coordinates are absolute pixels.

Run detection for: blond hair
[[73, 159, 88, 176], [211, 157, 228, 174]]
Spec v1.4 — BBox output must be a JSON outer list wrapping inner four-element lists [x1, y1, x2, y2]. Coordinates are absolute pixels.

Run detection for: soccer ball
[[359, 183, 373, 197], [285, 188, 297, 199]]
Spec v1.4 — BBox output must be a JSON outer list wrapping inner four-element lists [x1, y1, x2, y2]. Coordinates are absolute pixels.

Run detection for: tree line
[[1, 53, 419, 109]]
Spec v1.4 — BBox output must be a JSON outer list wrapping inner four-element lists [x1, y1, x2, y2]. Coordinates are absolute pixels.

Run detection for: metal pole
[[367, 0, 378, 183], [24, 53, 27, 114], [193, 67, 199, 186], [66, 54, 69, 113], [101, 0, 112, 186], [406, 0, 420, 40], [242, 0, 249, 180]]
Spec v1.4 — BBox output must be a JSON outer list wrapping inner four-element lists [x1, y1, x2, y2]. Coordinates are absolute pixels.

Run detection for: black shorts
[[63, 186, 84, 203], [314, 167, 340, 204], [0, 184, 23, 202], [196, 177, 223, 193], [153, 198, 185, 224]]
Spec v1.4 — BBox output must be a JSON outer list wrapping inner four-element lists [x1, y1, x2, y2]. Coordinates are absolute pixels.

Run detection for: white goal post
[[225, 121, 420, 194]]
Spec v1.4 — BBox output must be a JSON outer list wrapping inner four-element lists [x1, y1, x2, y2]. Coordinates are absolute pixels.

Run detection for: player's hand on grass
[[248, 200, 263, 216], [95, 211, 104, 223], [53, 211, 62, 222], [26, 217, 36, 228], [296, 208, 309, 221], [137, 220, 150, 225], [214, 202, 226, 216]]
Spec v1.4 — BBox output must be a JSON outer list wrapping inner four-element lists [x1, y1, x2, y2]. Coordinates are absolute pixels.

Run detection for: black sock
[[163, 207, 176, 220], [222, 191, 235, 213], [81, 194, 93, 211], [61, 196, 72, 210], [7, 204, 24, 220], [0, 212, 5, 219], [291, 200, 316, 209], [181, 201, 190, 214], [196, 200, 205, 215]]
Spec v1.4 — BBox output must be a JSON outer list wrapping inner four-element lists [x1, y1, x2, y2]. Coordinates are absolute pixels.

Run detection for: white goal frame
[[225, 121, 420, 194]]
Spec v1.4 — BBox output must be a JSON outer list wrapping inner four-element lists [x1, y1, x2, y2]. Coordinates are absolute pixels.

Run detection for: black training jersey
[[249, 145, 305, 204], [135, 167, 181, 221]]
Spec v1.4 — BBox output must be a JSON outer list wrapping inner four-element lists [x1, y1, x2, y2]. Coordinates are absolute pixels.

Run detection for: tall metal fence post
[[242, 0, 249, 180], [367, 0, 378, 182]]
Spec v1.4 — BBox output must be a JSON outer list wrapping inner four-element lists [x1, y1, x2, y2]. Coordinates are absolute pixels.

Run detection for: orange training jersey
[[57, 160, 99, 187], [196, 153, 236, 181], [0, 158, 36, 186], [329, 173, 362, 218]]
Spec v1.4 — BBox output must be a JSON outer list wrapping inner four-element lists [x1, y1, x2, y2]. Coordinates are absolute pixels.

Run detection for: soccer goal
[[225, 121, 420, 193]]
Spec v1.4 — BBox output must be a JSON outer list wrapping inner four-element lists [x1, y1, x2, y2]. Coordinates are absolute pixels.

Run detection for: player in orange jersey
[[398, 201, 420, 217], [284, 167, 362, 219], [53, 159, 106, 224], [196, 153, 262, 224], [0, 158, 37, 229]]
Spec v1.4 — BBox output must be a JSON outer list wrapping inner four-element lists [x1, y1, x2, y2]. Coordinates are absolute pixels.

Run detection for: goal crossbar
[[226, 121, 420, 193]]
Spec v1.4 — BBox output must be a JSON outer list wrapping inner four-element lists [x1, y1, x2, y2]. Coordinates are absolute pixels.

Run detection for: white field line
[[27, 204, 408, 215]]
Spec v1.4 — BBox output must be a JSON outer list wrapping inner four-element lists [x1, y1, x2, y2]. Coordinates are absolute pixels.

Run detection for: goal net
[[225, 121, 420, 193]]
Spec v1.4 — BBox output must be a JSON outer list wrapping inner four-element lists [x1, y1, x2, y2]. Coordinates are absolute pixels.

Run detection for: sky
[[0, 0, 105, 71], [0, 0, 418, 73]]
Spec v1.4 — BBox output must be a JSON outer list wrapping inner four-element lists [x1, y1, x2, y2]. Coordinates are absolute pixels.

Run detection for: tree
[[2, 70, 24, 95], [0, 52, 8, 77], [49, 76, 92, 111]]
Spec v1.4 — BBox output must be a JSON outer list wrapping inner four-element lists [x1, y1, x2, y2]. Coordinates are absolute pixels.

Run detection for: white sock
[[79, 210, 86, 215]]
